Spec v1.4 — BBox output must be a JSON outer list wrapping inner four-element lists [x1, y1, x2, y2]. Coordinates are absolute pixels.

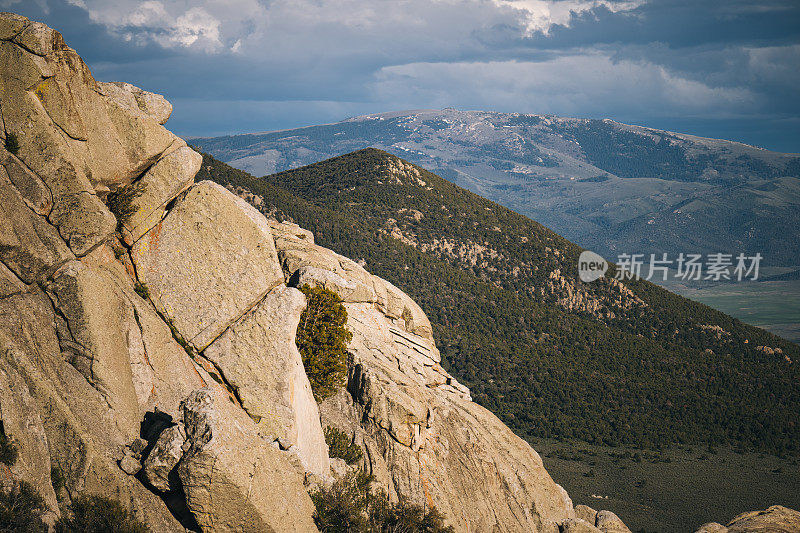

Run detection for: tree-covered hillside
[[194, 148, 800, 455]]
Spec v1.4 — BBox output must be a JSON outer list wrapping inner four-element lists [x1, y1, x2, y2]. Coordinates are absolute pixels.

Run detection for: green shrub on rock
[[324, 426, 363, 465], [0, 481, 48, 533], [106, 181, 147, 229], [296, 284, 352, 402], [311, 470, 454, 533], [311, 470, 373, 532]]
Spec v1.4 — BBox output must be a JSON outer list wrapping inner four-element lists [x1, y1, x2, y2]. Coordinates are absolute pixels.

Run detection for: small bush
[[311, 470, 372, 532], [325, 426, 362, 465], [0, 481, 48, 533], [106, 182, 147, 229], [4, 132, 19, 155], [311, 469, 454, 533], [55, 495, 149, 533], [51, 467, 65, 493], [133, 282, 150, 300], [0, 427, 17, 466], [369, 497, 454, 533], [296, 285, 352, 402]]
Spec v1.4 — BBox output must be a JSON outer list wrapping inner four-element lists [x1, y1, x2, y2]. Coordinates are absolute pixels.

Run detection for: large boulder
[[595, 510, 632, 533], [725, 505, 800, 532], [178, 388, 319, 532], [122, 144, 201, 242], [141, 425, 185, 493], [204, 285, 330, 477], [131, 181, 284, 350], [97, 81, 173, 125]]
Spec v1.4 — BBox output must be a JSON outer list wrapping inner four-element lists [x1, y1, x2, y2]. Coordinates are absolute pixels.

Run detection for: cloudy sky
[[6, 0, 799, 151]]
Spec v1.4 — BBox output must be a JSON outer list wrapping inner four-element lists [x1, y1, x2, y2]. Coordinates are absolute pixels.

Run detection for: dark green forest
[[194, 148, 800, 455]]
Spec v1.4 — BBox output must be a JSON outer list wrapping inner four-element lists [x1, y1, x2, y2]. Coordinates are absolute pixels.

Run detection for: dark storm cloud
[[3, 0, 798, 151]]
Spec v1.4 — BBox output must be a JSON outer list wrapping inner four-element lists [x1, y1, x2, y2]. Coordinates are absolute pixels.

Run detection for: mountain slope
[[195, 148, 800, 455], [192, 109, 800, 267]]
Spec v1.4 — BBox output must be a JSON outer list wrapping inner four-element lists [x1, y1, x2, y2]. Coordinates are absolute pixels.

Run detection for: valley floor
[[663, 279, 800, 345], [536, 439, 800, 533]]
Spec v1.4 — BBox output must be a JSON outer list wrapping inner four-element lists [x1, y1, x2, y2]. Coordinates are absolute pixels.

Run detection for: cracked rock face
[[178, 388, 319, 533], [204, 285, 330, 477], [0, 13, 177, 256], [131, 181, 285, 351], [0, 13, 322, 532], [272, 221, 575, 532]]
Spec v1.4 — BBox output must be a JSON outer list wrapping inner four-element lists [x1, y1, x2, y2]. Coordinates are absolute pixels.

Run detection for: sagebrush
[[311, 470, 454, 533], [325, 426, 363, 465], [296, 284, 352, 402]]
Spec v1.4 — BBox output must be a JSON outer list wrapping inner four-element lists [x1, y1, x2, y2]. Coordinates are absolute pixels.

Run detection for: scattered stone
[[595, 510, 632, 533], [142, 425, 186, 493], [119, 452, 142, 476]]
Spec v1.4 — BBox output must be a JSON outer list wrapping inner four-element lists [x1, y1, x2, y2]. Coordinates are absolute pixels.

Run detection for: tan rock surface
[[575, 504, 599, 525], [726, 505, 800, 533], [561, 518, 604, 533], [0, 161, 74, 284], [595, 510, 632, 533], [204, 285, 330, 477], [178, 388, 320, 533], [123, 144, 200, 242], [97, 81, 173, 125], [132, 180, 284, 350], [141, 425, 185, 493], [0, 289, 185, 531]]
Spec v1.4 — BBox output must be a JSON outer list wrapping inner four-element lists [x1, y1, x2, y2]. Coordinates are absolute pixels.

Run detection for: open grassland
[[537, 439, 800, 533], [668, 279, 800, 344]]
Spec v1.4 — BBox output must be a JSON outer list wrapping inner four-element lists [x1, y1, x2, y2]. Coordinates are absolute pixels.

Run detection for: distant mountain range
[[196, 148, 800, 456], [192, 109, 800, 268]]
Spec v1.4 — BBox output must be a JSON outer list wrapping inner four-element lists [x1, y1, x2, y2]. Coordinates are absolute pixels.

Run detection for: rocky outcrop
[[695, 505, 800, 533], [6, 11, 793, 533], [132, 180, 284, 351], [204, 285, 330, 476], [566, 506, 632, 533], [122, 144, 200, 242], [178, 388, 318, 532], [271, 221, 575, 531], [0, 13, 322, 532], [0, 13, 177, 256]]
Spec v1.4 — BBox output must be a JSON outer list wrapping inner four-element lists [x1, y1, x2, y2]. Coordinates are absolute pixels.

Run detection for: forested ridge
[[194, 148, 800, 455]]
